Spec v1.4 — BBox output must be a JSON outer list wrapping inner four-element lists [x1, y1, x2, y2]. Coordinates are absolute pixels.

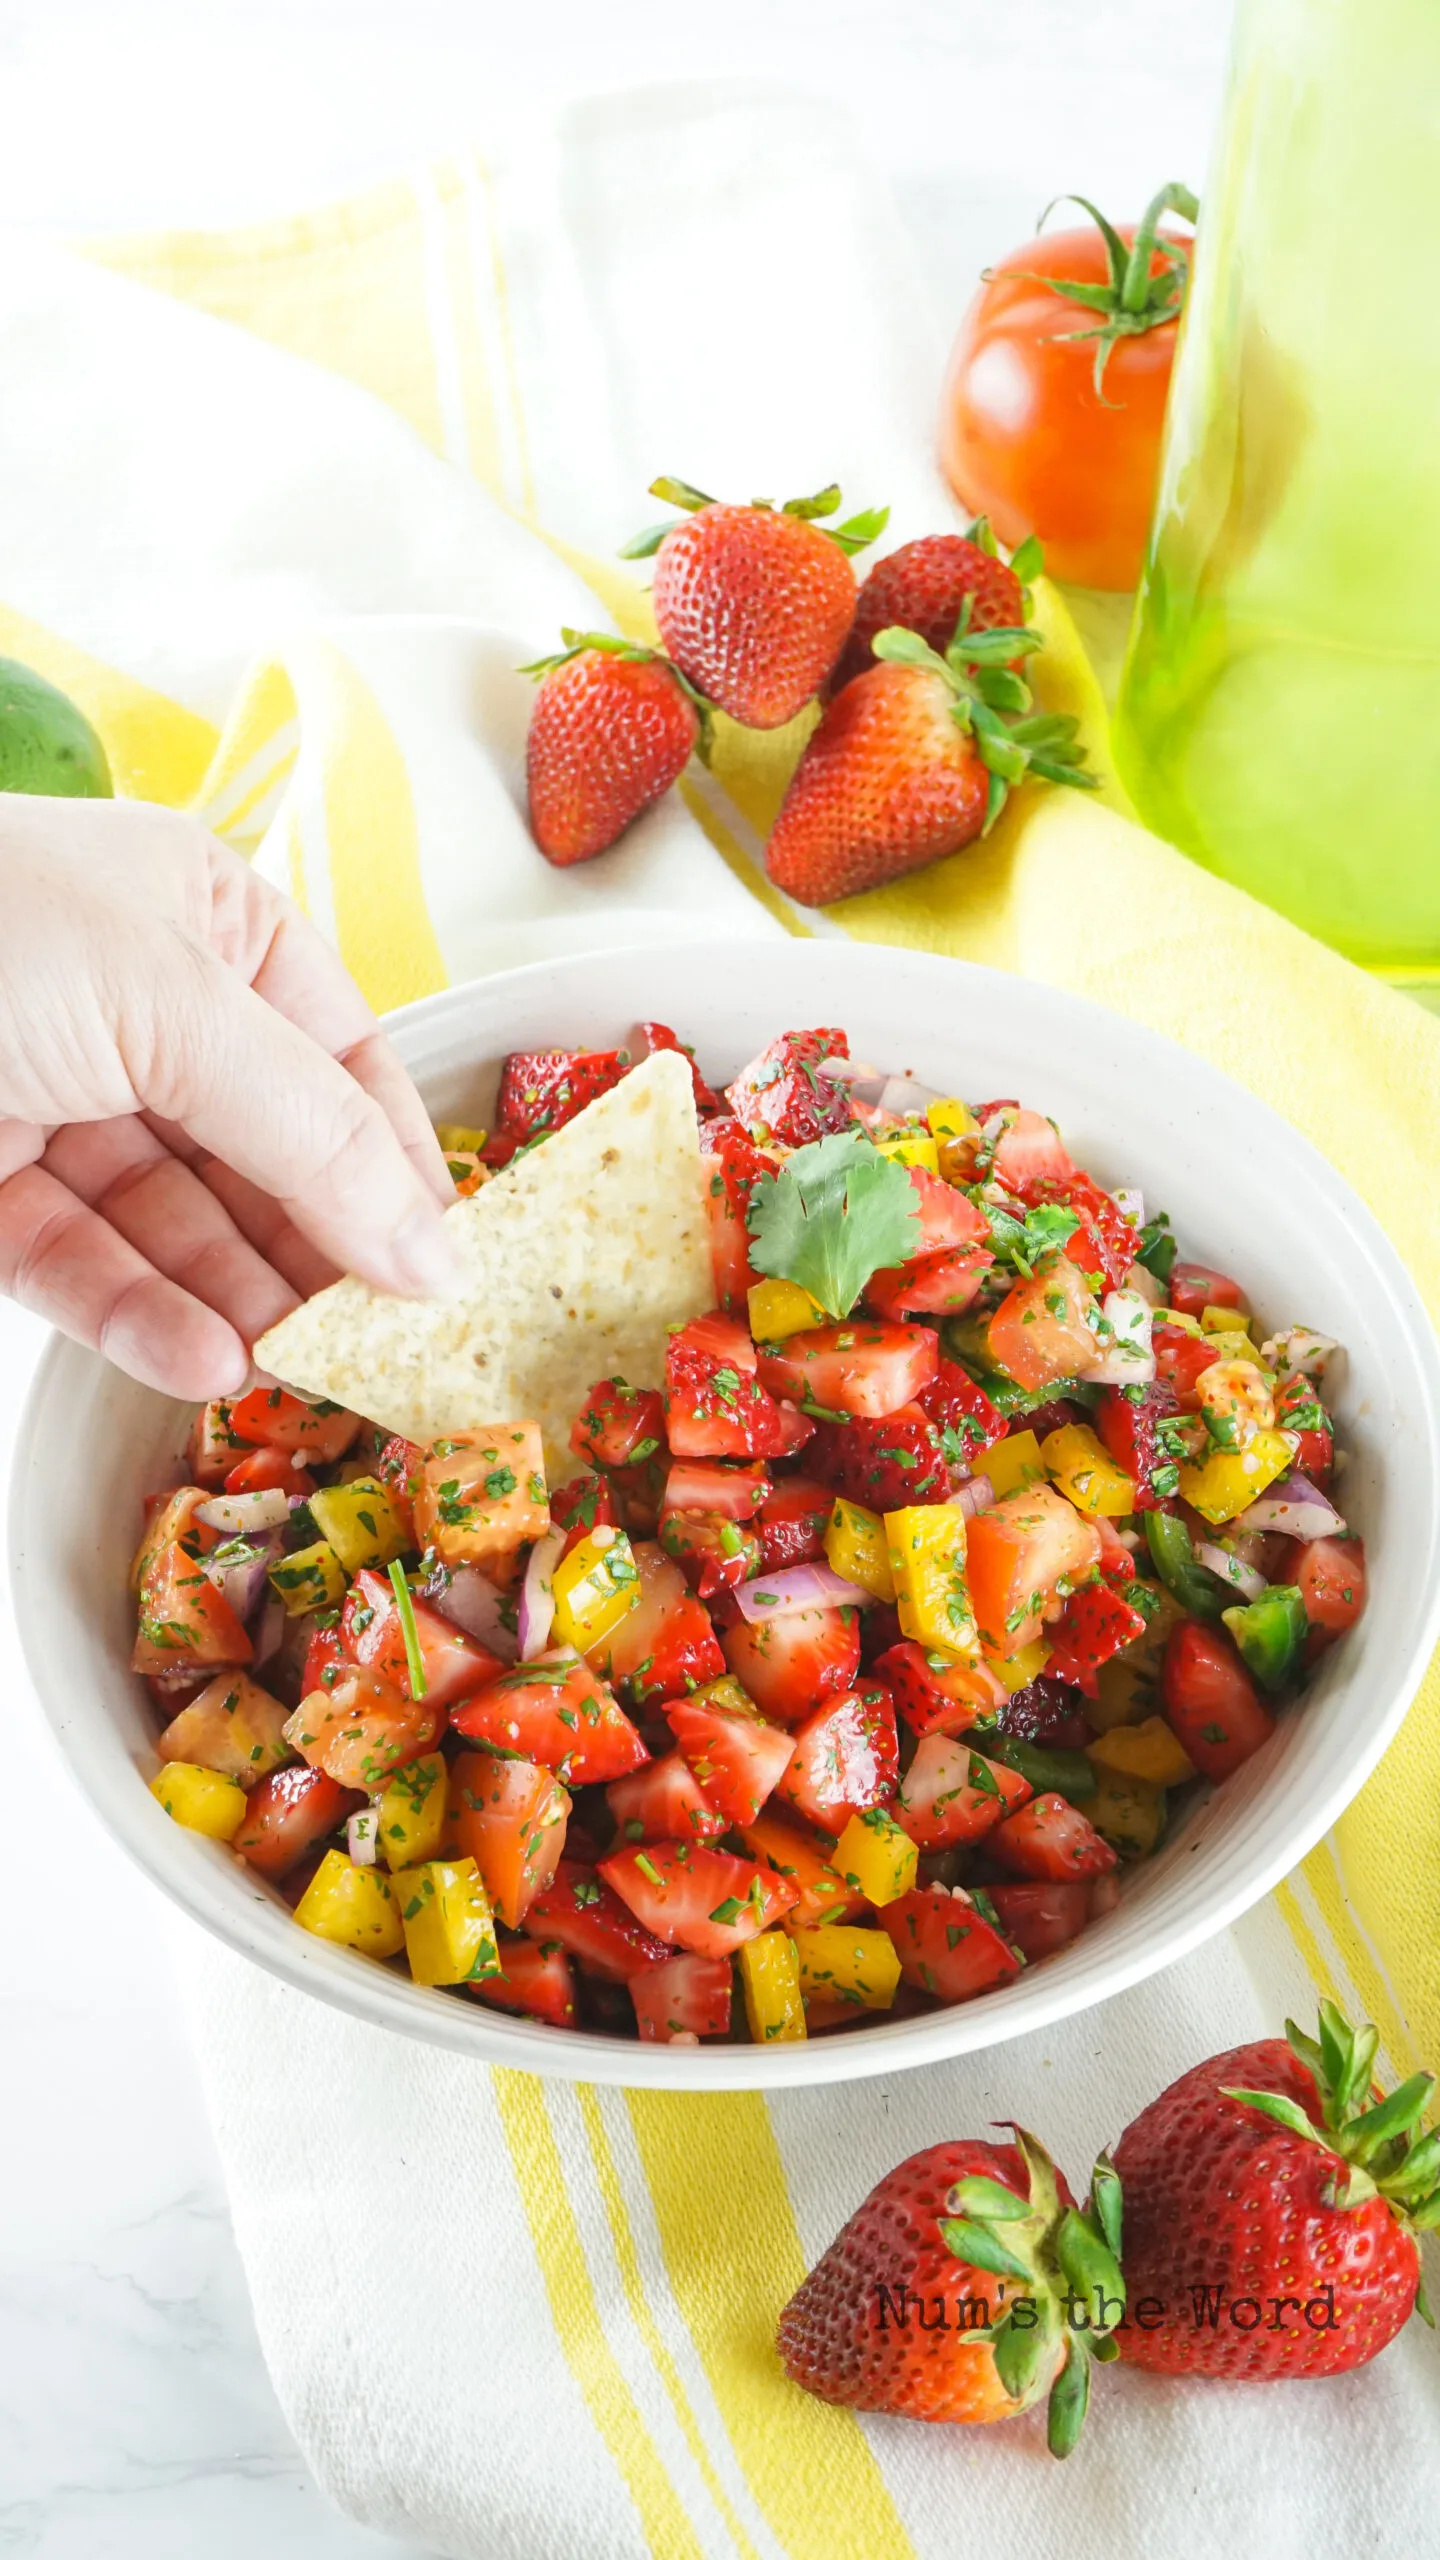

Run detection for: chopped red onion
[[878, 1074, 941, 1117], [815, 1055, 881, 1086], [1259, 1325, 1340, 1383], [195, 1487, 293, 1535], [1197, 1542, 1268, 1603], [428, 1562, 520, 1660], [1234, 1473, 1346, 1540], [202, 1533, 280, 1623], [346, 1808, 380, 1866], [1081, 1288, 1155, 1386], [731, 1561, 872, 1621], [251, 1594, 287, 1667], [519, 1529, 565, 1659], [1112, 1186, 1144, 1230], [953, 1476, 996, 1520]]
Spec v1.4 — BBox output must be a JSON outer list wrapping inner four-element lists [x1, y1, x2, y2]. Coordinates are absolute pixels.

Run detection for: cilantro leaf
[[984, 1196, 1081, 1269], [746, 1133, 921, 1319]]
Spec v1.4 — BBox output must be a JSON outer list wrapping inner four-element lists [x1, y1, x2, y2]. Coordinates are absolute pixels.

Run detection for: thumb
[[136, 930, 460, 1301]]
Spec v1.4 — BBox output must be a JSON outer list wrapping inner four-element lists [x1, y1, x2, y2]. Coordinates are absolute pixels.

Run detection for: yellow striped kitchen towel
[[0, 80, 1434, 2555]]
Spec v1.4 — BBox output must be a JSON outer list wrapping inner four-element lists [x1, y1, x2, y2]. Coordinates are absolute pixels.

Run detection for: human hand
[[0, 795, 458, 1396]]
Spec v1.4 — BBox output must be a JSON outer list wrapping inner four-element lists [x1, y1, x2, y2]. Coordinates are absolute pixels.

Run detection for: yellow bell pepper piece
[[1178, 1428, 1294, 1526], [376, 1751, 449, 1869], [791, 1923, 901, 2012], [747, 1276, 824, 1340], [833, 1807, 918, 1908], [393, 1857, 501, 1987], [1162, 1309, 1206, 1338], [884, 1504, 977, 1655], [824, 1497, 894, 1600], [293, 1849, 405, 1958], [1200, 1303, 1253, 1338], [926, 1096, 978, 1143], [687, 1673, 757, 1718], [987, 1638, 1052, 1694], [874, 1126, 939, 1175], [1040, 1422, 1138, 1519], [978, 1428, 1044, 1499], [551, 1526, 642, 1653], [738, 1931, 807, 2043], [1087, 1771, 1166, 1858], [149, 1761, 248, 1841], [432, 1121, 487, 1154], [1087, 1718, 1197, 1789], [268, 1538, 348, 1617], [308, 1476, 409, 1575]]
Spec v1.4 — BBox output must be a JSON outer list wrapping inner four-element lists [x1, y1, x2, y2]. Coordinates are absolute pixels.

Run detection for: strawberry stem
[[620, 473, 888, 559], [1224, 2000, 1440, 2276]]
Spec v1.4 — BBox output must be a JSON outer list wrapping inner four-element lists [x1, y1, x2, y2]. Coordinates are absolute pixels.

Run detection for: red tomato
[[520, 1861, 671, 1982], [1169, 1261, 1248, 1319], [985, 1255, 1096, 1395], [939, 213, 1193, 590], [1160, 1621, 1276, 1779], [300, 1621, 346, 1699], [233, 1765, 362, 1879], [1152, 1323, 1216, 1409], [1291, 1535, 1367, 1643], [224, 1445, 316, 1499], [894, 1734, 1030, 1851], [606, 1749, 727, 1846], [470, 1936, 577, 2028], [599, 1840, 798, 1959], [447, 1748, 571, 1928], [989, 1791, 1118, 1882], [227, 1387, 361, 1462], [1274, 1375, 1335, 1484], [287, 1664, 441, 1791], [132, 1542, 252, 1677], [371, 1433, 425, 1539], [880, 1885, 1021, 2001], [667, 1688, 796, 1826], [755, 1321, 938, 1420], [631, 1953, 734, 2042], [721, 1602, 861, 1724]]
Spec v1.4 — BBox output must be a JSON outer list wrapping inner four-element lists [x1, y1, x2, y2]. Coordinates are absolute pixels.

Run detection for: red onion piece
[[195, 1487, 293, 1534], [251, 1594, 287, 1668], [1112, 1186, 1145, 1230], [428, 1563, 520, 1661], [879, 1073, 941, 1117], [1234, 1473, 1346, 1540], [1197, 1542, 1268, 1603], [346, 1808, 380, 1866], [519, 1529, 565, 1659], [953, 1476, 995, 1520], [731, 1561, 871, 1621], [815, 1055, 881, 1087], [201, 1533, 280, 1624]]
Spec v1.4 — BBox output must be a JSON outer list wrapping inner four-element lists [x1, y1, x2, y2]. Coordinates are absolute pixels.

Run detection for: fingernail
[[388, 1207, 465, 1299]]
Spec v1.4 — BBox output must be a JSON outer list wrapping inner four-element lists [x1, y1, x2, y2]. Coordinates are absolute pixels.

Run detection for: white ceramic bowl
[[12, 940, 1440, 2088]]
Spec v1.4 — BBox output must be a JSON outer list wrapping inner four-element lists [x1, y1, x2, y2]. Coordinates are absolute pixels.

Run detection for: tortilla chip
[[254, 1050, 711, 1475]]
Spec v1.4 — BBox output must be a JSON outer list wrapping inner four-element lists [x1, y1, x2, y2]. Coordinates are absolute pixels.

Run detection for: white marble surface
[[0, 4, 1234, 2551]]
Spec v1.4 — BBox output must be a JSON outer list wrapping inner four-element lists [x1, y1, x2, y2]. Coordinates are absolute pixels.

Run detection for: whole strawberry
[[1113, 2000, 1439, 2379], [831, 524, 1036, 693], [778, 2128, 1124, 2455], [525, 631, 704, 864], [623, 476, 887, 729]]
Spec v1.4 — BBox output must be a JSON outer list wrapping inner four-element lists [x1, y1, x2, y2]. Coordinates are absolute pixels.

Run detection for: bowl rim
[[12, 935, 1440, 2089]]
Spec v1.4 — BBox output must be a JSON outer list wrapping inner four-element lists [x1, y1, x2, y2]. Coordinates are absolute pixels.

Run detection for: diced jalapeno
[[1222, 1585, 1308, 1692], [1144, 1511, 1226, 1621]]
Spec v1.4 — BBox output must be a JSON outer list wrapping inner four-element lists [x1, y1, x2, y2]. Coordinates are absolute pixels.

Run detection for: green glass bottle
[[1113, 0, 1440, 1002]]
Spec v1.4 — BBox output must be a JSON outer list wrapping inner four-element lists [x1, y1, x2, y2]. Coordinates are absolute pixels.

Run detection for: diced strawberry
[[986, 1254, 1096, 1395], [738, 1809, 867, 1924], [1152, 1325, 1215, 1410], [451, 1653, 649, 1785], [1275, 1373, 1335, 1482], [631, 1953, 733, 2041], [607, 1749, 727, 1845], [286, 1665, 441, 1790], [770, 1401, 816, 1456], [469, 1934, 578, 2027], [658, 1508, 761, 1598], [341, 1567, 504, 1708], [665, 1313, 790, 1459], [1096, 1380, 1179, 1510], [721, 1603, 861, 1723], [1169, 1260, 1248, 1318], [989, 1792, 1118, 1881], [701, 1120, 775, 1312], [227, 1387, 361, 1463], [867, 1244, 992, 1320], [1093, 1515, 1137, 1582], [570, 1378, 667, 1471], [806, 1404, 948, 1510], [756, 1474, 831, 1571], [301, 1621, 347, 1699], [447, 1748, 571, 1927], [724, 1028, 855, 1148], [550, 1472, 621, 1558], [919, 1357, 1008, 1469], [895, 1733, 1030, 1850], [880, 1884, 1022, 2000], [987, 1881, 1095, 1963], [521, 1860, 672, 1982], [189, 1399, 250, 1486], [1289, 1534, 1366, 1642], [663, 1457, 770, 1517], [777, 1681, 898, 1835], [634, 1022, 719, 1113], [495, 1048, 626, 1141], [1019, 1172, 1138, 1289], [990, 1109, 1073, 1191], [600, 1840, 798, 1958], [233, 1764, 362, 1878], [132, 1542, 252, 1677], [1043, 1580, 1150, 1699], [876, 1639, 1006, 1739], [224, 1445, 316, 1500], [595, 1540, 726, 1707], [963, 1483, 1102, 1656], [667, 1689, 796, 1825], [756, 1321, 938, 1421]]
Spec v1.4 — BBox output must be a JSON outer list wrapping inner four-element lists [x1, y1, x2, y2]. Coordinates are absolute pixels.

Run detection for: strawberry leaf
[[746, 1133, 920, 1321]]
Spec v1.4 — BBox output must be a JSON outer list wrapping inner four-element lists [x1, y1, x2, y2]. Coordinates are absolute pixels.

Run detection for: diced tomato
[[301, 1621, 347, 1699], [1169, 1261, 1248, 1318], [1274, 1374, 1335, 1483], [867, 1243, 992, 1320], [1020, 1172, 1138, 1290], [721, 1603, 861, 1723], [1153, 1324, 1217, 1409], [224, 1445, 316, 1500], [452, 1653, 649, 1786], [989, 1792, 1118, 1881], [990, 1109, 1074, 1191], [469, 1934, 578, 2028], [227, 1388, 361, 1463], [738, 1809, 868, 1925], [233, 1764, 362, 1878], [665, 1315, 790, 1460], [521, 1860, 672, 1981], [145, 1669, 212, 1715], [701, 1120, 775, 1311], [1096, 1378, 1180, 1508], [607, 1749, 727, 1845], [724, 1027, 855, 1148], [342, 1568, 504, 1708], [756, 1321, 938, 1421], [919, 1357, 1008, 1468], [551, 1473, 621, 1559], [895, 1734, 1030, 1850], [881, 1885, 1022, 2001], [985, 1254, 1096, 1394], [189, 1400, 250, 1486], [132, 1542, 253, 1676], [777, 1681, 898, 1835], [570, 1378, 667, 1471], [876, 1639, 1006, 1739], [988, 1881, 1095, 1963], [667, 1689, 796, 1825], [1290, 1535, 1367, 1643], [1043, 1580, 1150, 1699], [659, 1507, 762, 1597], [631, 1953, 734, 2042], [964, 1484, 1102, 1656], [595, 1540, 726, 1708], [806, 1405, 949, 1510], [635, 1022, 719, 1113], [287, 1664, 441, 1790], [756, 1475, 831, 1572], [130, 1487, 212, 1594], [495, 1048, 626, 1141], [599, 1840, 798, 1958], [447, 1748, 571, 1927], [1161, 1621, 1276, 1779], [662, 1458, 770, 1518]]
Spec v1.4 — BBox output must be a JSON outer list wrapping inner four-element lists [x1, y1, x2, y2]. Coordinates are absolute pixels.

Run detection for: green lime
[[0, 656, 112, 797]]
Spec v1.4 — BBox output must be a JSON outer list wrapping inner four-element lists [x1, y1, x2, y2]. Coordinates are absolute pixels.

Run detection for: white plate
[[11, 939, 1440, 2088]]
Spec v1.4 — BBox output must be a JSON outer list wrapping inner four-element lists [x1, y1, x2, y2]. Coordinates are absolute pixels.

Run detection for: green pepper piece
[[1144, 1511, 1225, 1621], [1136, 1213, 1177, 1282], [986, 1735, 1098, 1802], [1222, 1585, 1308, 1693]]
